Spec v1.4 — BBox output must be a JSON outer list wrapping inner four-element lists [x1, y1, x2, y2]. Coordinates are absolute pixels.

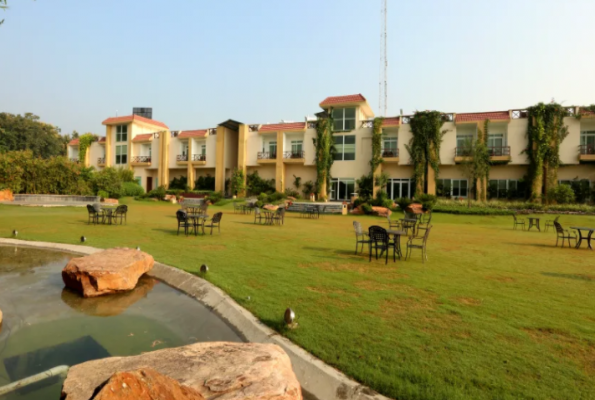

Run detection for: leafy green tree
[[0, 113, 67, 158], [230, 168, 245, 196]]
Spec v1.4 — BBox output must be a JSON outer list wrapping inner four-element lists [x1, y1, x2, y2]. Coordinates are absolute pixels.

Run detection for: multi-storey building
[[70, 94, 595, 200]]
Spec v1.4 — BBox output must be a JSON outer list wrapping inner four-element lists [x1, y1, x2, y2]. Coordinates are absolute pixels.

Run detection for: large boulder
[[62, 248, 154, 298], [0, 189, 13, 201], [0, 308, 3, 327], [405, 203, 423, 215], [371, 206, 391, 218], [92, 368, 205, 400], [61, 342, 302, 400]]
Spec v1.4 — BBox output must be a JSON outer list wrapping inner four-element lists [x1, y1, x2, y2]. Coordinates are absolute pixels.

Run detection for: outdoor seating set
[[513, 214, 594, 250], [176, 203, 223, 236], [233, 202, 255, 215], [354, 211, 433, 264], [300, 205, 326, 219], [86, 204, 128, 225], [254, 207, 285, 226]]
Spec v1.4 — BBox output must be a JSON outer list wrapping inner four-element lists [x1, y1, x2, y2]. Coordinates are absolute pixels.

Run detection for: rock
[[350, 206, 364, 215], [62, 248, 154, 298], [103, 198, 119, 205], [61, 342, 302, 400], [0, 189, 14, 201], [371, 206, 391, 218], [405, 203, 423, 214], [0, 308, 3, 327], [92, 368, 205, 400], [263, 204, 279, 211]]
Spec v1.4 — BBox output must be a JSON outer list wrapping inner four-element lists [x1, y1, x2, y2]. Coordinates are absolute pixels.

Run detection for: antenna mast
[[378, 0, 388, 116]]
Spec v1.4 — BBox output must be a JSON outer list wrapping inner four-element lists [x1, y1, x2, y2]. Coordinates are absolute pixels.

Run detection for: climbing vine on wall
[[473, 120, 491, 201], [78, 133, 98, 164], [314, 113, 335, 199], [405, 111, 445, 196], [525, 103, 569, 203], [370, 117, 384, 172]]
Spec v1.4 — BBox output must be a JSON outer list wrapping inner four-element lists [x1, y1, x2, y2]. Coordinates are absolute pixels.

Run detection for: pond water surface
[[0, 245, 242, 400]]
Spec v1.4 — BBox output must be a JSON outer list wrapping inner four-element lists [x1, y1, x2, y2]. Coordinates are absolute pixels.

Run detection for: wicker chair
[[406, 225, 432, 263], [368, 225, 396, 264], [112, 205, 128, 225], [353, 221, 371, 255], [545, 216, 560, 232], [87, 204, 104, 225], [203, 212, 223, 235], [513, 214, 526, 230], [254, 207, 264, 224], [176, 210, 194, 236], [554, 221, 577, 248]]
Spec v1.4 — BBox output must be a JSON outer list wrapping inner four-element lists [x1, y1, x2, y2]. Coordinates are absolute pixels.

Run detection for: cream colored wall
[[169, 137, 185, 169], [68, 146, 79, 159], [169, 169, 186, 181], [303, 128, 316, 166], [489, 165, 527, 180], [382, 164, 413, 179], [330, 126, 372, 180], [150, 137, 159, 169], [89, 143, 105, 169], [195, 168, 216, 179], [397, 124, 413, 165], [204, 136, 217, 168], [247, 165, 276, 181], [507, 118, 529, 164], [440, 121, 458, 165], [558, 164, 595, 182], [246, 130, 260, 166], [438, 165, 466, 180], [284, 165, 317, 190]]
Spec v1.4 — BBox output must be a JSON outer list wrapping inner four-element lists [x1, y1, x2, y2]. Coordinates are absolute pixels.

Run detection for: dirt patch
[[485, 276, 515, 283], [354, 279, 408, 291], [196, 244, 226, 251], [455, 297, 482, 306], [375, 286, 438, 321], [306, 286, 350, 296], [247, 279, 266, 289]]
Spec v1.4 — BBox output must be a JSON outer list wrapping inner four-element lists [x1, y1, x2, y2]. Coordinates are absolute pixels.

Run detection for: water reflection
[[61, 276, 157, 317], [0, 246, 73, 272]]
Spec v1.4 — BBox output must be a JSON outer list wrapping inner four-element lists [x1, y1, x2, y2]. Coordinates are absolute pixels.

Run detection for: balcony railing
[[455, 147, 472, 157], [69, 158, 80, 163], [580, 144, 595, 155], [257, 151, 277, 160], [283, 151, 305, 159], [97, 157, 105, 164], [192, 154, 206, 162], [382, 149, 399, 158], [132, 156, 151, 163], [488, 146, 510, 157], [177, 154, 188, 162]]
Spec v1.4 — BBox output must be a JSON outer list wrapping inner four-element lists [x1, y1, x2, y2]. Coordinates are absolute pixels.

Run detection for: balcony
[[382, 149, 399, 162], [283, 151, 305, 163], [257, 151, 277, 164], [97, 157, 105, 166], [176, 154, 188, 165], [191, 154, 207, 166], [488, 146, 511, 163], [579, 144, 595, 162], [454, 147, 472, 163], [131, 156, 151, 166]]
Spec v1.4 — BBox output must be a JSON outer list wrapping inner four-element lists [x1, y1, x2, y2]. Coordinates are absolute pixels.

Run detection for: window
[[291, 140, 303, 154], [386, 179, 413, 199], [436, 179, 468, 198], [581, 130, 595, 154], [181, 142, 188, 156], [116, 125, 128, 142], [142, 144, 151, 157], [383, 137, 398, 155], [333, 135, 356, 161], [332, 108, 356, 131], [487, 133, 504, 148], [330, 178, 355, 201], [269, 141, 277, 156], [115, 145, 127, 165], [200, 144, 206, 156], [456, 135, 473, 156]]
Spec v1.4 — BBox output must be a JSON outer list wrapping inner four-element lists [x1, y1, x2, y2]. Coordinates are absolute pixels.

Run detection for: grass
[[1, 199, 595, 400]]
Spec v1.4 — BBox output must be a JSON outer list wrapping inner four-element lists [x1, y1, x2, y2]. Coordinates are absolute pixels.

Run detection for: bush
[[301, 180, 316, 198], [284, 188, 299, 198], [356, 174, 373, 199], [207, 191, 224, 204], [117, 167, 135, 183], [395, 197, 413, 211], [97, 190, 109, 200], [417, 194, 437, 211], [361, 203, 373, 214], [195, 175, 216, 191], [92, 167, 123, 198], [246, 171, 275, 195], [148, 185, 166, 199], [122, 181, 145, 197], [169, 176, 188, 190], [548, 184, 575, 205], [353, 197, 367, 208]]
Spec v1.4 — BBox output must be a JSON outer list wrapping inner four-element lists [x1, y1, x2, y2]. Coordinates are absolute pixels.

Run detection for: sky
[[1, 0, 595, 136]]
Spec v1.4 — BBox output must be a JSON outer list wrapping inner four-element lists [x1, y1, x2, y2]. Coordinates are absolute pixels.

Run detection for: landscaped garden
[[1, 200, 594, 400]]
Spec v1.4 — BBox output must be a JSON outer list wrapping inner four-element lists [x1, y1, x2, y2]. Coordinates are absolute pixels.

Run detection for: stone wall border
[[0, 239, 392, 400]]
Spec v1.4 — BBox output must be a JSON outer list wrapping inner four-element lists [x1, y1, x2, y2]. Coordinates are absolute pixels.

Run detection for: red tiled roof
[[68, 138, 79, 146], [382, 117, 400, 127], [320, 94, 367, 106], [98, 137, 106, 143], [132, 133, 153, 142], [102, 114, 169, 129], [455, 111, 509, 123], [178, 130, 208, 138], [259, 122, 306, 132]]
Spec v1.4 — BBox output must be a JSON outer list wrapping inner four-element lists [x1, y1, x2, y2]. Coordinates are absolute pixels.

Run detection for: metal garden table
[[528, 217, 541, 232], [570, 226, 594, 250]]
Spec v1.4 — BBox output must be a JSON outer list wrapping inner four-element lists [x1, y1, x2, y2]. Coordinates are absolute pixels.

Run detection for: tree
[[0, 0, 7, 26], [230, 168, 245, 196], [459, 136, 490, 207], [0, 113, 67, 158]]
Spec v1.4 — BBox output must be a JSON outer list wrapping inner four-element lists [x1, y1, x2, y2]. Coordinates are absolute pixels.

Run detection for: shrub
[[148, 185, 166, 199], [258, 192, 268, 203], [92, 167, 123, 198], [169, 176, 188, 190], [301, 180, 316, 198], [417, 194, 437, 211], [207, 191, 224, 204], [361, 203, 373, 214], [548, 184, 575, 204], [230, 168, 245, 195], [353, 197, 367, 208], [122, 181, 145, 197], [284, 188, 299, 198], [356, 174, 373, 199], [117, 167, 135, 183], [97, 190, 109, 200], [195, 175, 215, 191], [395, 197, 413, 211], [246, 171, 275, 195]]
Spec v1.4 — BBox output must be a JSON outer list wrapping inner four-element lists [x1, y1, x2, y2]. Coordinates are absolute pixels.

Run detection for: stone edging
[[0, 239, 392, 400]]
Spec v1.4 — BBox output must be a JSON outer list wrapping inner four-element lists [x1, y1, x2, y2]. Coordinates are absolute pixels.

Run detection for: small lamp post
[[200, 264, 208, 273], [284, 308, 297, 329], [80, 236, 86, 243]]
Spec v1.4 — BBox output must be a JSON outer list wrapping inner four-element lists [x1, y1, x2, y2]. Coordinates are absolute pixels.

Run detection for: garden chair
[[176, 210, 194, 236], [418, 212, 432, 230], [402, 219, 417, 237], [386, 215, 401, 229], [318, 206, 326, 219], [406, 225, 432, 263], [233, 202, 242, 214], [198, 202, 209, 216], [368, 225, 396, 264], [112, 205, 128, 225], [272, 208, 285, 225], [554, 221, 577, 248], [86, 204, 104, 225], [203, 212, 223, 235], [353, 221, 371, 255], [254, 207, 264, 224], [513, 214, 526, 230], [545, 216, 560, 232]]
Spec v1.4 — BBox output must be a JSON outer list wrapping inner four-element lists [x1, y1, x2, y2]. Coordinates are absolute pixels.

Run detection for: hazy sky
[[1, 0, 595, 135]]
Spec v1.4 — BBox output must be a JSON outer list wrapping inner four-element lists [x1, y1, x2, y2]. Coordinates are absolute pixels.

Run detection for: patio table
[[387, 229, 406, 259], [528, 217, 541, 232], [261, 210, 275, 225], [188, 214, 209, 235], [571, 226, 594, 250], [100, 206, 118, 225]]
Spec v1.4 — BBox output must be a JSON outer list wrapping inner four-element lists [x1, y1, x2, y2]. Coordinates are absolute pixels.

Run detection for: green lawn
[[1, 200, 595, 400]]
